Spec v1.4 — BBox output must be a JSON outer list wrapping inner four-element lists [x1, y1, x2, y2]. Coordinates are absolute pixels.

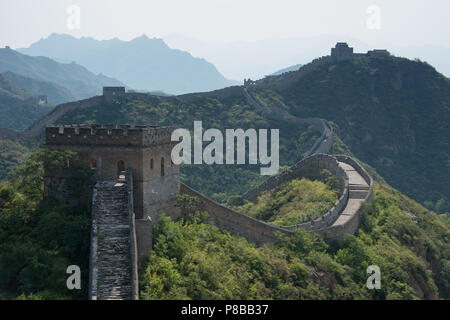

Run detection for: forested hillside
[[142, 183, 449, 300], [0, 148, 448, 300], [0, 53, 448, 300], [2, 53, 448, 211], [47, 54, 450, 212], [52, 90, 320, 202], [2, 71, 77, 104], [255, 56, 450, 212], [0, 74, 53, 130]]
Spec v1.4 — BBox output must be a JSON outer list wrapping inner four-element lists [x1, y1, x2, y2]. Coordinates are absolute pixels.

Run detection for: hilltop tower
[[103, 86, 126, 101], [44, 124, 180, 221], [331, 42, 354, 61]]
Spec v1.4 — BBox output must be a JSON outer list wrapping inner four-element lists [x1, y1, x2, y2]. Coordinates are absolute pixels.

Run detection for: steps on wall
[[330, 161, 370, 227], [91, 181, 132, 300]]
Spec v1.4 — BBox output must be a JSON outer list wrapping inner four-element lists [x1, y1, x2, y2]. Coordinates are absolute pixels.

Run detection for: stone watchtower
[[45, 124, 182, 299], [103, 87, 126, 101], [44, 124, 180, 221], [331, 42, 354, 61]]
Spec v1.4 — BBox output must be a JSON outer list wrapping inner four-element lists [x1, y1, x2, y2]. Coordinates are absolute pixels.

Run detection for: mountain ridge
[[19, 33, 239, 95], [1, 71, 77, 104], [2, 47, 449, 212], [0, 47, 126, 100]]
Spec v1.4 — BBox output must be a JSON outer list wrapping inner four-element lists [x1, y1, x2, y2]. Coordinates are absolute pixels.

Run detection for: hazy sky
[[1, 0, 450, 49]]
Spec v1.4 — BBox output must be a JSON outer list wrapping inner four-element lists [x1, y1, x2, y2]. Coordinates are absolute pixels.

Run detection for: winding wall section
[[181, 153, 373, 244]]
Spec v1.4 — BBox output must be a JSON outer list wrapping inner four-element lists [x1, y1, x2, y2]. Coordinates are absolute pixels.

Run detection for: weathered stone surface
[[91, 181, 132, 300]]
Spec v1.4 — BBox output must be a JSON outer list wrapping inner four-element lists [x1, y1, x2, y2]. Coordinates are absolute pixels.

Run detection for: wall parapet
[[180, 183, 292, 245], [127, 168, 139, 300], [316, 155, 374, 239], [243, 153, 350, 232], [181, 153, 373, 243], [45, 124, 176, 147], [243, 154, 346, 202], [88, 185, 99, 300]]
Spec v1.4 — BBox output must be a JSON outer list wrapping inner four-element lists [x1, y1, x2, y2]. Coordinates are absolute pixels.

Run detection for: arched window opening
[[161, 157, 165, 177], [90, 159, 97, 170], [150, 158, 154, 170]]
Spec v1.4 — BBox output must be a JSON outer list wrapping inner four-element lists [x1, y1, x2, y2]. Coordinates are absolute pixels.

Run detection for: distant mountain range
[[0, 47, 125, 101], [19, 33, 239, 95]]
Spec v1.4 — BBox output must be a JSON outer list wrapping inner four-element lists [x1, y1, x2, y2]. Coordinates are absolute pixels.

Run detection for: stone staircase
[[329, 161, 370, 228], [91, 181, 132, 300]]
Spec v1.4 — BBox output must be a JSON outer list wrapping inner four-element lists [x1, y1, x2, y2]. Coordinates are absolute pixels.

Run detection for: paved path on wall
[[330, 161, 369, 228], [91, 181, 132, 300]]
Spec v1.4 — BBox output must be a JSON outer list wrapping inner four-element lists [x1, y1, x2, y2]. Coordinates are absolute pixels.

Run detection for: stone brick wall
[[316, 156, 374, 239], [127, 169, 139, 300], [24, 96, 104, 138], [180, 183, 292, 245], [243, 154, 345, 202], [44, 124, 180, 219], [135, 218, 152, 265], [180, 154, 373, 244]]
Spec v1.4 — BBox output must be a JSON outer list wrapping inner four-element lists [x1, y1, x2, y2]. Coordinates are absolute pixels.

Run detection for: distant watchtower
[[44, 124, 180, 221], [103, 87, 126, 101], [331, 42, 354, 61]]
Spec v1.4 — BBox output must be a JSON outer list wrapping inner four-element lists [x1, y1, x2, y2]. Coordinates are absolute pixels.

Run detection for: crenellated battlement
[[45, 124, 176, 147]]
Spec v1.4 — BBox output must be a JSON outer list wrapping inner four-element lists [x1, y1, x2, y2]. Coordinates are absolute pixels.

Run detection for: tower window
[[161, 157, 165, 177], [150, 158, 154, 169]]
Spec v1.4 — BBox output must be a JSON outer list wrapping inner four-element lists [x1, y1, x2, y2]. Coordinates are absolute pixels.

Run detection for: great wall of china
[[181, 153, 373, 243], [75, 92, 371, 299], [2, 43, 379, 299]]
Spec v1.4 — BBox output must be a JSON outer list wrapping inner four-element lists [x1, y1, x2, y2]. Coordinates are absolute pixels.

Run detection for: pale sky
[[1, 0, 450, 49]]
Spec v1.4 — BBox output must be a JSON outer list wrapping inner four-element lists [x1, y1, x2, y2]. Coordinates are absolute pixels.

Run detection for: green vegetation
[[0, 74, 53, 129], [0, 54, 448, 300], [56, 93, 320, 202], [141, 183, 449, 300], [2, 71, 76, 105], [0, 149, 91, 299], [233, 174, 339, 226], [0, 137, 36, 181], [48, 55, 450, 212], [270, 56, 450, 212]]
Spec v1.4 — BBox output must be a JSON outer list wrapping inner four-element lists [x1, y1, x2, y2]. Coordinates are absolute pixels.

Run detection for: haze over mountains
[[1, 33, 449, 213], [164, 34, 450, 80], [0, 47, 125, 102], [19, 33, 238, 95]]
